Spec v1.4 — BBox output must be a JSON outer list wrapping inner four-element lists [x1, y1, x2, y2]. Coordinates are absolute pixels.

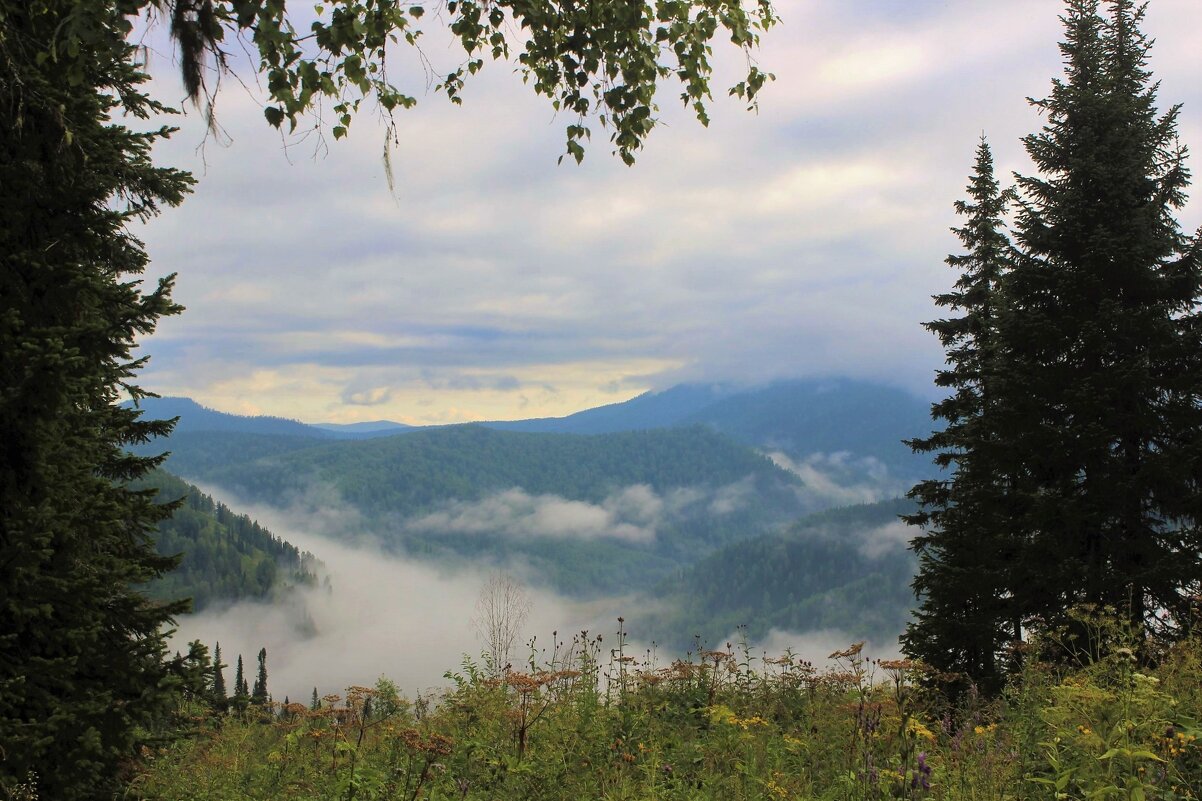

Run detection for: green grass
[[130, 620, 1201, 801]]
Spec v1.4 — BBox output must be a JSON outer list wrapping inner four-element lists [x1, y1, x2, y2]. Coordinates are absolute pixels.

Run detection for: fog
[[173, 485, 690, 701], [766, 450, 902, 508], [172, 485, 885, 701], [404, 480, 754, 544]]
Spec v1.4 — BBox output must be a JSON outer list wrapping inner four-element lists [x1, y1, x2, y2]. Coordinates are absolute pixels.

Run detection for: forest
[[133, 470, 319, 610]]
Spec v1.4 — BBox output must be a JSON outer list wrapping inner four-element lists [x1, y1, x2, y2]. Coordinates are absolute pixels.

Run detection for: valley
[[136, 378, 928, 693]]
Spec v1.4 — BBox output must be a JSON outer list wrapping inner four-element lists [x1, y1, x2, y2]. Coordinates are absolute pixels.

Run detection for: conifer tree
[[903, 139, 1020, 694], [251, 648, 269, 706], [311, 688, 321, 712], [232, 656, 250, 711], [1002, 0, 1202, 643], [0, 3, 189, 798], [212, 643, 228, 712], [908, 0, 1202, 686]]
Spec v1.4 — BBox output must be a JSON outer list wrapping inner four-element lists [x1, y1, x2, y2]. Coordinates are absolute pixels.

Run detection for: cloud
[[402, 482, 749, 544], [131, 0, 1202, 423], [766, 450, 899, 508], [854, 520, 914, 560]]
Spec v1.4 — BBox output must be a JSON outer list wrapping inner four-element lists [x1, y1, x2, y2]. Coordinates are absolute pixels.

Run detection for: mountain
[[312, 420, 412, 434], [133, 470, 318, 611], [137, 425, 808, 596], [483, 383, 734, 435], [125, 396, 406, 440], [484, 378, 934, 495], [127, 396, 331, 438], [641, 497, 917, 649]]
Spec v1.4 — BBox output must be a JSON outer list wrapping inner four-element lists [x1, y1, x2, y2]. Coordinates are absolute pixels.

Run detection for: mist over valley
[[140, 378, 921, 696]]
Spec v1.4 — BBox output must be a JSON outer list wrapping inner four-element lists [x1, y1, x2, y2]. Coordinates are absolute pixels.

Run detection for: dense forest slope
[[643, 498, 917, 648], [136, 426, 807, 595], [134, 471, 318, 610]]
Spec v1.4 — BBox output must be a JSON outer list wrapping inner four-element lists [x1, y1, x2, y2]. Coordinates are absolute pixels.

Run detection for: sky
[[135, 0, 1202, 425]]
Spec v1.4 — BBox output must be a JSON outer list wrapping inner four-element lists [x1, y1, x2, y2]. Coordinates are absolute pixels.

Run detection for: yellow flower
[[908, 720, 936, 742]]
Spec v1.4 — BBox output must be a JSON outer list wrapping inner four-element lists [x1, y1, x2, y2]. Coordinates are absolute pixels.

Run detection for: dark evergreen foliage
[[903, 140, 1021, 695], [252, 648, 269, 706], [212, 643, 228, 712], [0, 2, 190, 797], [1004, 0, 1202, 641], [907, 0, 1202, 689], [232, 655, 250, 712]]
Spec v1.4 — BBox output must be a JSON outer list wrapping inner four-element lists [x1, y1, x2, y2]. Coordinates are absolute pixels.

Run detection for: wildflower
[[828, 642, 865, 660], [908, 720, 936, 742], [910, 751, 932, 792]]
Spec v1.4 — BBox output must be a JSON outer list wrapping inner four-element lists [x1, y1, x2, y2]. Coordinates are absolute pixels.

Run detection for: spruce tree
[[0, 3, 189, 798], [232, 655, 250, 712], [251, 648, 269, 707], [903, 139, 1020, 694], [1005, 0, 1202, 642], [212, 643, 228, 712], [908, 0, 1202, 687]]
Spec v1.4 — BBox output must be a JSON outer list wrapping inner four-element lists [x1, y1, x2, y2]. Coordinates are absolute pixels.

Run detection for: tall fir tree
[[251, 647, 269, 707], [0, 3, 189, 798], [232, 655, 250, 712], [907, 0, 1202, 688], [1006, 0, 1202, 642], [903, 139, 1020, 695], [212, 643, 228, 712]]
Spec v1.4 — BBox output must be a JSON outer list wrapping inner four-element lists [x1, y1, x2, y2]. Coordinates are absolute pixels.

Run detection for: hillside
[[642, 498, 917, 648], [483, 379, 933, 494], [140, 425, 807, 595], [134, 470, 318, 610]]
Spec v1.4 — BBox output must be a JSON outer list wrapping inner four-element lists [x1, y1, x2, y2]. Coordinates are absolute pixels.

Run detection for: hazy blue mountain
[[680, 379, 933, 472], [312, 420, 412, 434], [125, 396, 406, 440], [485, 378, 934, 493], [126, 396, 333, 439], [640, 497, 918, 649], [483, 383, 735, 434]]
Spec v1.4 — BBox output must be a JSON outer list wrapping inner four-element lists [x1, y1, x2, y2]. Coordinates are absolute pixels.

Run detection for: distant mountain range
[[127, 378, 934, 637], [130, 377, 935, 482]]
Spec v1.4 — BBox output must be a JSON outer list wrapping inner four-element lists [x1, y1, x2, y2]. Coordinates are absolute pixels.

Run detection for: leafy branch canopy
[[24, 0, 777, 164]]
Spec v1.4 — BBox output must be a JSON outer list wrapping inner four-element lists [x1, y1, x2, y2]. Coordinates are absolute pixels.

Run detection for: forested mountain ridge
[[482, 378, 931, 478], [137, 425, 809, 595], [144, 424, 798, 513], [132, 470, 319, 610], [643, 498, 917, 649]]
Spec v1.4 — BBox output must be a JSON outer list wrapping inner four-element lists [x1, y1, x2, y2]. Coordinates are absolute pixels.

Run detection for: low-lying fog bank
[[170, 486, 897, 702]]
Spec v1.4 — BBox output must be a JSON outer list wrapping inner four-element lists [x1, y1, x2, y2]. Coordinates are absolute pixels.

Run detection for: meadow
[[130, 611, 1201, 801]]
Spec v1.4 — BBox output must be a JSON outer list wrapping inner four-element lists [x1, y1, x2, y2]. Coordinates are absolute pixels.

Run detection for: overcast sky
[[134, 0, 1202, 425]]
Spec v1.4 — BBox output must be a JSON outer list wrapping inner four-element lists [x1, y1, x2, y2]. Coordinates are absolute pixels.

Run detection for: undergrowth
[[128, 622, 1201, 801]]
